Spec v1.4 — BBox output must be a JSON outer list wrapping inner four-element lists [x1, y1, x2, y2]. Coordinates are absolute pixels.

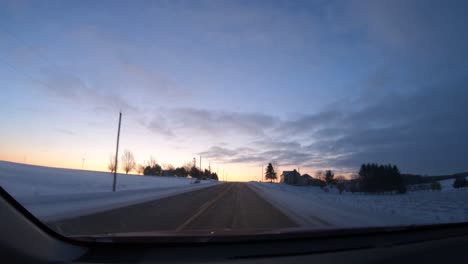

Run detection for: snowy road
[[16, 183, 219, 222], [47, 183, 298, 236]]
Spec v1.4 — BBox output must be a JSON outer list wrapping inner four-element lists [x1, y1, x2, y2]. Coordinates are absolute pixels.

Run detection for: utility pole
[[198, 155, 203, 179], [82, 158, 85, 169], [112, 112, 122, 192], [261, 164, 264, 182]]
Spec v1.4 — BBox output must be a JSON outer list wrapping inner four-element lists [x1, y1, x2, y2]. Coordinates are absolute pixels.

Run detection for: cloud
[[145, 0, 322, 51], [198, 146, 239, 159], [252, 140, 301, 150], [197, 145, 262, 164], [145, 118, 175, 138], [197, 142, 322, 168], [142, 107, 280, 139], [117, 61, 190, 100], [197, 145, 266, 164], [195, 75, 468, 175], [277, 110, 343, 137], [18, 24, 191, 114], [55, 128, 75, 136], [299, 77, 468, 174], [40, 69, 138, 114], [5, 1, 466, 176], [347, 0, 468, 63]]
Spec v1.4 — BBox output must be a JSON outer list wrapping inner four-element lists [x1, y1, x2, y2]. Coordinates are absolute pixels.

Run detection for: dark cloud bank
[[143, 76, 468, 175]]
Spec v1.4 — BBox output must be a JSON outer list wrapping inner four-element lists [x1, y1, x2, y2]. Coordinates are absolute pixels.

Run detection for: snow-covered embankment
[[248, 182, 467, 229], [0, 161, 219, 221]]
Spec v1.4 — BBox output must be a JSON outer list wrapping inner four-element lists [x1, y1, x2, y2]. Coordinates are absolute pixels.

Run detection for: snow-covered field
[[1, 160, 465, 229], [249, 182, 468, 229], [0, 161, 219, 221], [439, 178, 459, 191]]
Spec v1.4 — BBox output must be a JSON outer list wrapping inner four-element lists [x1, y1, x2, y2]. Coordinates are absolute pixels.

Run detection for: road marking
[[175, 183, 234, 232]]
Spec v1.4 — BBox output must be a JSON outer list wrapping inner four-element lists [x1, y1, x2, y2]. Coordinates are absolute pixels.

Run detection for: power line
[[261, 164, 264, 182], [0, 56, 57, 91], [0, 25, 77, 94], [0, 24, 61, 70]]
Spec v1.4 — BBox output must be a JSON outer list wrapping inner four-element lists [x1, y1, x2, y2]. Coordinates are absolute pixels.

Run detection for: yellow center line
[[175, 183, 234, 232]]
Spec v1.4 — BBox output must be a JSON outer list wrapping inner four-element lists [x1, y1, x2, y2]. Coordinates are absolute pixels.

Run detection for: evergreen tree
[[210, 172, 219, 181], [453, 177, 467, 188], [324, 170, 335, 185], [265, 163, 277, 182], [143, 163, 162, 176], [358, 163, 406, 193], [174, 167, 188, 177], [190, 166, 201, 179]]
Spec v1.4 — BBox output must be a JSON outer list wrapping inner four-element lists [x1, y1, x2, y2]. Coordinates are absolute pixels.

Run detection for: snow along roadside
[[247, 182, 422, 229], [16, 182, 221, 222]]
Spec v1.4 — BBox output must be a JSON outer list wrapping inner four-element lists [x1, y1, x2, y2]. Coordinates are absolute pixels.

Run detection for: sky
[[0, 0, 467, 181]]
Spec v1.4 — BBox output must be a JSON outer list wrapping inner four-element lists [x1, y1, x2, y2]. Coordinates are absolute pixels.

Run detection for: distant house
[[282, 170, 305, 185], [280, 171, 288, 182], [281, 170, 297, 184], [282, 171, 325, 186], [297, 174, 309, 186], [302, 174, 325, 186], [301, 174, 314, 185]]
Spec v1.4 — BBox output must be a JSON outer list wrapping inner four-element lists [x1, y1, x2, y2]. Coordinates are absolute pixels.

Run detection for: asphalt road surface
[[47, 183, 298, 236]]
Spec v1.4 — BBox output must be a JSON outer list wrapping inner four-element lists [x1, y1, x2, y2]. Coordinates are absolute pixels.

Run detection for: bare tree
[[121, 150, 136, 174], [108, 155, 116, 173], [136, 164, 145, 175], [163, 163, 175, 170], [334, 175, 346, 182], [315, 170, 324, 181], [272, 161, 281, 182], [335, 175, 346, 194], [325, 170, 335, 185], [147, 156, 157, 168], [183, 162, 193, 172]]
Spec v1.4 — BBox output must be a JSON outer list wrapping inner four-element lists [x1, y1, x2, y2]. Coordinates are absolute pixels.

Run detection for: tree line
[[358, 163, 406, 193], [107, 150, 218, 180], [280, 162, 461, 194], [316, 164, 406, 194], [143, 162, 218, 180], [453, 177, 468, 188], [312, 164, 407, 194]]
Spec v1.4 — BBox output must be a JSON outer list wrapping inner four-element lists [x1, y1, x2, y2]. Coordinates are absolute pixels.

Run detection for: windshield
[[0, 0, 467, 240]]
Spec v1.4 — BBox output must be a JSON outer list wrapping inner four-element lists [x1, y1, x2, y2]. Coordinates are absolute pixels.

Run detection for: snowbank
[[248, 182, 468, 229], [0, 161, 210, 196], [439, 178, 459, 191], [0, 161, 219, 221]]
